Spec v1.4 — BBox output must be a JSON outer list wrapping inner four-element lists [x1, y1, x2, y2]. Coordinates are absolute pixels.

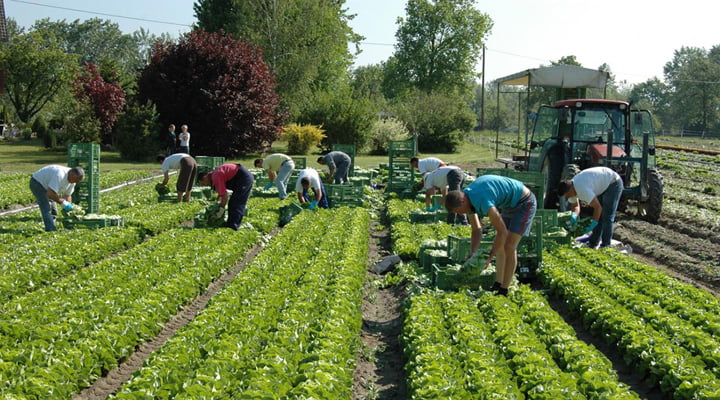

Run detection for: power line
[[9, 0, 193, 27]]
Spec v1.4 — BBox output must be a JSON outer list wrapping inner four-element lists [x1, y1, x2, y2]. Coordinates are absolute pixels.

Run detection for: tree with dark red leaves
[[138, 29, 287, 157], [73, 62, 126, 143]]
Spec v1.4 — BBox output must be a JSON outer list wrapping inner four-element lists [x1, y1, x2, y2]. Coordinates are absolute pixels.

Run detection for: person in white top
[[178, 124, 190, 154], [422, 165, 467, 224], [29, 165, 85, 231], [557, 166, 623, 248], [157, 153, 198, 202], [294, 168, 328, 209], [410, 157, 447, 176]]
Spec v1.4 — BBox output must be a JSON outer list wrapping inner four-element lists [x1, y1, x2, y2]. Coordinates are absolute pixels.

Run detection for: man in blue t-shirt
[[445, 174, 537, 296]]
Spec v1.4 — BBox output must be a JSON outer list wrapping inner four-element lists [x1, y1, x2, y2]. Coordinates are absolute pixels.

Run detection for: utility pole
[[480, 45, 485, 130], [0, 0, 8, 94]]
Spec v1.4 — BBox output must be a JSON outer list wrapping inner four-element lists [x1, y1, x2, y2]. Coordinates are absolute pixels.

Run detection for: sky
[[5, 0, 719, 85]]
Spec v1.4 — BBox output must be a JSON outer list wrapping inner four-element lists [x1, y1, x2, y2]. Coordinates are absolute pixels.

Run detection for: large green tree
[[663, 46, 720, 133], [0, 30, 76, 122], [194, 0, 362, 116], [384, 0, 492, 97]]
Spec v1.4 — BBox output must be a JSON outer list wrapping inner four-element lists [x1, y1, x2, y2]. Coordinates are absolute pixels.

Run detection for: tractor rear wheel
[[638, 167, 663, 223]]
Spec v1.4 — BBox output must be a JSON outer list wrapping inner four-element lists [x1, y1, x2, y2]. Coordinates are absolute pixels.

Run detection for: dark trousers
[[302, 184, 329, 208], [225, 165, 254, 230], [446, 169, 467, 225]]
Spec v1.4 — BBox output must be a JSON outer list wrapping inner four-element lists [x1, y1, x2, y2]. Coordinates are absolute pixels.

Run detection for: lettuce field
[[0, 146, 718, 399]]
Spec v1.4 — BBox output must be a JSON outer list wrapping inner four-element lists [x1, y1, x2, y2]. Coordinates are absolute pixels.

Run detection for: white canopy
[[496, 64, 609, 89]]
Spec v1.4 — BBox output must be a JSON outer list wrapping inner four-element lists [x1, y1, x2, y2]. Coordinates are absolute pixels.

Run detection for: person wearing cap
[[421, 165, 467, 224], [254, 153, 295, 199], [295, 168, 328, 210], [410, 156, 447, 176], [317, 151, 351, 184], [557, 166, 622, 249], [157, 153, 198, 202], [197, 163, 254, 230], [29, 165, 85, 231], [445, 174, 537, 296]]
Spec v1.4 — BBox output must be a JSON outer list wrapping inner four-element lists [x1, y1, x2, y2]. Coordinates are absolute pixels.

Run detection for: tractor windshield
[[572, 107, 625, 143]]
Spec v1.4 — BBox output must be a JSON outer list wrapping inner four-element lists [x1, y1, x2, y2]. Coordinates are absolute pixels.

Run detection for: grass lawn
[[0, 132, 503, 175]]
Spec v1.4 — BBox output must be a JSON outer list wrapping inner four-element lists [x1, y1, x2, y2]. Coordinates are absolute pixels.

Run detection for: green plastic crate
[[279, 202, 303, 226], [433, 264, 496, 291], [447, 235, 472, 263], [420, 249, 450, 271]]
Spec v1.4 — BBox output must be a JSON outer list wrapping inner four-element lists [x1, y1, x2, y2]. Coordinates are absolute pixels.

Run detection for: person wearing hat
[[557, 166, 622, 249], [29, 165, 85, 231], [197, 163, 254, 230]]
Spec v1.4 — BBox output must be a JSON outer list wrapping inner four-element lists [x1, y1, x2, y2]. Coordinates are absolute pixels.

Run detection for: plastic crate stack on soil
[[386, 138, 416, 195], [325, 184, 364, 208], [68, 142, 100, 213]]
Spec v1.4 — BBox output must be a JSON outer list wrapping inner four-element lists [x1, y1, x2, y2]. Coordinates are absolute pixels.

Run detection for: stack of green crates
[[291, 157, 307, 170], [195, 156, 225, 181], [68, 143, 100, 213], [476, 168, 545, 207], [331, 144, 356, 177], [387, 138, 416, 193], [325, 183, 364, 207]]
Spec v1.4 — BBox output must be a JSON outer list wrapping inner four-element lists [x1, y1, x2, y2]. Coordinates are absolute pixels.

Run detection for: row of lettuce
[[0, 173, 372, 398], [387, 197, 720, 399]]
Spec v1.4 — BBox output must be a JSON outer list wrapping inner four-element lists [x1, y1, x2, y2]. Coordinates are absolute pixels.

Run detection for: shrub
[[282, 123, 325, 154], [113, 100, 163, 161], [365, 117, 410, 155]]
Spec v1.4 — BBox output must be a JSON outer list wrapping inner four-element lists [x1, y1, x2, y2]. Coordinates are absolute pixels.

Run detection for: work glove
[[583, 219, 598, 234], [262, 182, 273, 190], [215, 207, 225, 219], [424, 205, 433, 212], [430, 203, 441, 212], [308, 200, 318, 210], [61, 200, 73, 212], [569, 212, 578, 227]]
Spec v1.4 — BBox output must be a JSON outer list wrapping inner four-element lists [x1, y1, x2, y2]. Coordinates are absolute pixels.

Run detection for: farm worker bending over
[[445, 175, 537, 296], [317, 151, 351, 184], [422, 165, 467, 225], [557, 166, 622, 249], [410, 156, 447, 176], [295, 168, 328, 210], [157, 153, 197, 202], [29, 165, 85, 231], [197, 163, 254, 230], [254, 153, 295, 200]]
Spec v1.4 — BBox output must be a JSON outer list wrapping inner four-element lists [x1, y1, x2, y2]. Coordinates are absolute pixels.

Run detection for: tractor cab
[[524, 99, 663, 222]]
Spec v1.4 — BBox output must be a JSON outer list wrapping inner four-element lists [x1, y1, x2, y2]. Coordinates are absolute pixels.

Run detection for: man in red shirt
[[197, 163, 254, 230]]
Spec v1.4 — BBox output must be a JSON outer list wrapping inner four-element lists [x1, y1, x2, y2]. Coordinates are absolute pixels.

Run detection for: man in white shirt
[[422, 165, 467, 224], [29, 165, 85, 231], [294, 168, 328, 209], [557, 166, 623, 248], [410, 157, 447, 176], [157, 153, 198, 202]]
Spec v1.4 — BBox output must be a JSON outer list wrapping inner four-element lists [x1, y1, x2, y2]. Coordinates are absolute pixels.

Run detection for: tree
[[194, 0, 362, 116], [137, 29, 287, 157], [628, 77, 671, 130], [663, 46, 720, 133], [385, 0, 492, 96], [73, 62, 126, 143], [0, 30, 76, 122]]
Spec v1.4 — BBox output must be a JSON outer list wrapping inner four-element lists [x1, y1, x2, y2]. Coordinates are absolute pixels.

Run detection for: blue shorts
[[501, 192, 537, 236]]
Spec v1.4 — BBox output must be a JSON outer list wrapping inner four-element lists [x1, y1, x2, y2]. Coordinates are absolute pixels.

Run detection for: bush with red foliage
[[138, 29, 287, 157], [73, 62, 126, 141]]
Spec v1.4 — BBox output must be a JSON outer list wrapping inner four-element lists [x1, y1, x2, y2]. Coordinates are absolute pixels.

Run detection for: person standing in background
[[178, 124, 190, 154], [166, 124, 177, 154]]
